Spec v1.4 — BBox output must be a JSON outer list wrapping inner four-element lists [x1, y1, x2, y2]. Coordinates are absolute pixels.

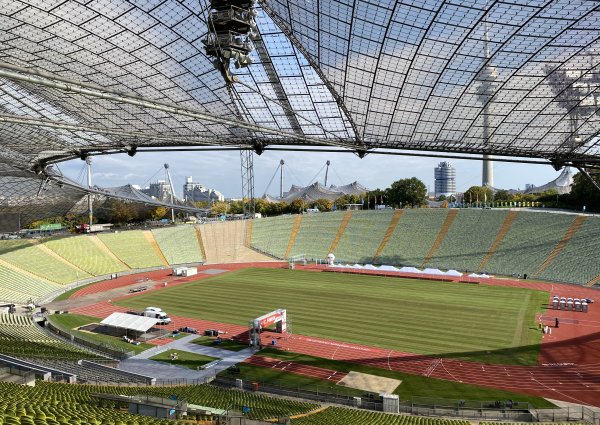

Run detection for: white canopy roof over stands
[[101, 313, 159, 333]]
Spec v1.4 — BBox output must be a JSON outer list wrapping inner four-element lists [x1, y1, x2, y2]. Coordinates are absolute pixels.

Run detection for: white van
[[143, 307, 171, 325]]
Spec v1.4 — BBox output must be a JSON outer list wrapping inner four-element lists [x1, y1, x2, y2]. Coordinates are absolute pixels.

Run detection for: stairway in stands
[[194, 226, 208, 260], [88, 235, 130, 270], [328, 211, 353, 254], [284, 215, 303, 259], [586, 275, 600, 287], [533, 215, 588, 278], [477, 211, 519, 272], [421, 209, 458, 268], [372, 210, 403, 263], [143, 231, 169, 266], [200, 220, 273, 264]]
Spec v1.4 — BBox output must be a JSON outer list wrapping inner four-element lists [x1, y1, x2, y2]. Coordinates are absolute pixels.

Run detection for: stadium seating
[[378, 209, 448, 267], [484, 212, 575, 277], [0, 265, 59, 304], [0, 241, 89, 284], [251, 215, 297, 258], [151, 226, 203, 264], [97, 232, 164, 269], [44, 236, 127, 276], [0, 381, 317, 422], [539, 216, 600, 284], [288, 213, 346, 259], [333, 211, 394, 263], [430, 210, 508, 272], [0, 314, 96, 360], [292, 406, 472, 425]]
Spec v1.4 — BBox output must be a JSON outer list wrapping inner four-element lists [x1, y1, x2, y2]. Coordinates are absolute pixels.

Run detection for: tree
[[210, 201, 229, 215], [311, 198, 333, 212], [494, 189, 513, 202], [464, 186, 494, 206], [289, 198, 305, 213], [386, 177, 427, 208], [569, 172, 600, 212], [149, 207, 168, 221]]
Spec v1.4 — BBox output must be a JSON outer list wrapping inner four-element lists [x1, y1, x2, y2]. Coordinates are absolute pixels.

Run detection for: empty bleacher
[[151, 226, 203, 264], [0, 314, 96, 360], [44, 236, 127, 276], [0, 240, 89, 284], [430, 209, 508, 272], [332, 210, 394, 263], [32, 359, 151, 385], [378, 209, 448, 267], [484, 211, 576, 277], [97, 231, 164, 269], [251, 215, 297, 258], [538, 216, 600, 284], [0, 265, 59, 304], [288, 212, 346, 259]]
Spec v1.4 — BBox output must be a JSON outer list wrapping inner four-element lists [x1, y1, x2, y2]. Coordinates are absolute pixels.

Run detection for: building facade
[[183, 176, 224, 204], [434, 162, 457, 197]]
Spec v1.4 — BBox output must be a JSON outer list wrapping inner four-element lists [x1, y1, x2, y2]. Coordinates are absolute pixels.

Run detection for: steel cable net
[[0, 0, 598, 221]]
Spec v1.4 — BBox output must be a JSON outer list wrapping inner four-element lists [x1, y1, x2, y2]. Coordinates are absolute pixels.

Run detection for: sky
[[57, 149, 563, 200]]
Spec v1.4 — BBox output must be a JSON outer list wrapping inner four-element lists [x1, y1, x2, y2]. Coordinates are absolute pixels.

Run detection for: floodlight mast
[[324, 160, 331, 187]]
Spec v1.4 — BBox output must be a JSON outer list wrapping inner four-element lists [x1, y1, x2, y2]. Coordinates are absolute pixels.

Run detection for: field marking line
[[530, 375, 591, 406], [438, 358, 462, 382]]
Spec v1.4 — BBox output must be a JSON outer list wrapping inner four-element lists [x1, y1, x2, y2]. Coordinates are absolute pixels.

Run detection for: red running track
[[245, 355, 346, 383], [66, 262, 600, 407]]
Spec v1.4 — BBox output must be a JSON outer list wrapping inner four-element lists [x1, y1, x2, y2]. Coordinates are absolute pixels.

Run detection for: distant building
[[141, 180, 172, 202], [183, 176, 224, 204], [434, 162, 456, 197]]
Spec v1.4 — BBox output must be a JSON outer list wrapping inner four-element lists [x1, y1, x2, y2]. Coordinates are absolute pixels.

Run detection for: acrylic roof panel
[[0, 0, 597, 173]]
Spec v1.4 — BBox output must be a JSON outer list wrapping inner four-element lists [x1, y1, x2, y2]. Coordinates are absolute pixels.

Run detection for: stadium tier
[[430, 210, 509, 272], [291, 407, 472, 425], [538, 217, 600, 284], [378, 209, 449, 267], [333, 211, 394, 264], [0, 314, 96, 360], [151, 226, 203, 265], [483, 212, 577, 278], [97, 232, 165, 269], [288, 213, 346, 259], [250, 210, 599, 284], [250, 215, 297, 258], [44, 236, 128, 277], [0, 381, 317, 422], [0, 240, 91, 284], [0, 265, 59, 304]]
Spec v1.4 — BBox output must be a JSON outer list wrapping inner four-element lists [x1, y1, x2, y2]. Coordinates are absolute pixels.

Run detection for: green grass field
[[114, 268, 547, 365]]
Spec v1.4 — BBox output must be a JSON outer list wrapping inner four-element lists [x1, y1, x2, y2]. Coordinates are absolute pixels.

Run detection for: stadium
[[0, 1, 600, 425]]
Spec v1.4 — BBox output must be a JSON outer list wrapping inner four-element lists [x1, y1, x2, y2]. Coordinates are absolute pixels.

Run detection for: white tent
[[101, 312, 159, 333], [468, 273, 482, 278], [445, 270, 463, 276], [399, 266, 421, 274], [363, 264, 378, 270], [352, 264, 364, 269], [422, 268, 444, 275], [379, 265, 399, 272]]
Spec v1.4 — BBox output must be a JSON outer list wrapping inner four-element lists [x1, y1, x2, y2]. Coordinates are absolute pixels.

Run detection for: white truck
[[143, 307, 171, 325]]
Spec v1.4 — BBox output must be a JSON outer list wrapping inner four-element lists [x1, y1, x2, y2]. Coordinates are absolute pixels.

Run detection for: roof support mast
[[164, 163, 176, 223], [86, 156, 93, 228]]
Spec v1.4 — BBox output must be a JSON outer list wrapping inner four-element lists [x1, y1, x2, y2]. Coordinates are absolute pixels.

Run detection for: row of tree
[[25, 171, 600, 230]]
